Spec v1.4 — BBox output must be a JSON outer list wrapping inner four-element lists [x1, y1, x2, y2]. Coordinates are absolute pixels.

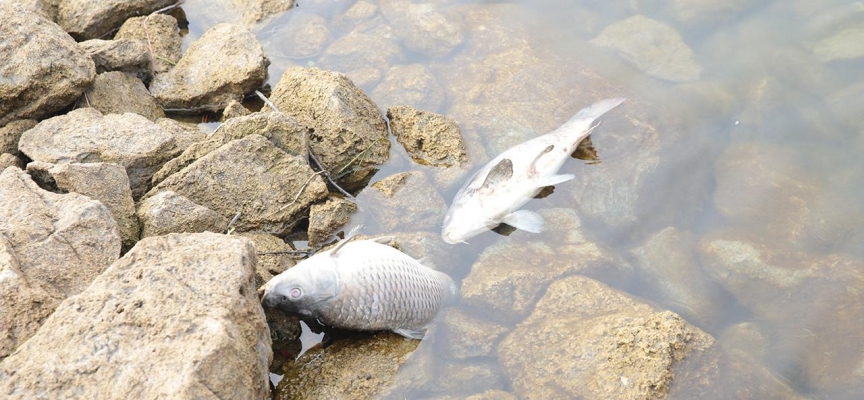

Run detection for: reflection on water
[[180, 0, 864, 398]]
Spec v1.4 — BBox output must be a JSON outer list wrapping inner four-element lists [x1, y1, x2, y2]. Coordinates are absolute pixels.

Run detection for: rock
[[387, 105, 467, 167], [80, 71, 164, 120], [222, 99, 252, 120], [374, 64, 447, 111], [466, 390, 518, 400], [261, 12, 330, 60], [712, 142, 862, 251], [0, 153, 23, 170], [0, 167, 121, 359], [136, 190, 229, 238], [591, 15, 702, 82], [813, 26, 864, 62], [275, 332, 418, 399], [155, 118, 206, 152], [0, 4, 95, 126], [498, 276, 719, 399], [150, 23, 269, 111], [0, 233, 272, 399], [344, 67, 384, 89], [79, 39, 152, 83], [146, 134, 328, 234], [18, 108, 180, 198], [238, 0, 295, 23], [236, 232, 295, 288], [440, 308, 510, 360], [269, 67, 390, 190], [365, 172, 447, 232], [115, 14, 182, 75], [0, 120, 37, 155], [27, 161, 139, 251], [627, 227, 728, 329], [668, 0, 765, 27], [804, 1, 864, 38], [0, 0, 55, 19], [56, 0, 174, 39], [380, 0, 464, 58], [318, 33, 404, 74], [698, 230, 864, 391], [152, 110, 307, 185], [426, 360, 506, 396], [460, 209, 632, 323], [307, 197, 357, 247]]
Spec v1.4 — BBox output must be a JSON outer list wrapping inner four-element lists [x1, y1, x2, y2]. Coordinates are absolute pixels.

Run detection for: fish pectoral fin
[[502, 209, 544, 233], [537, 173, 575, 188], [481, 158, 513, 189], [393, 328, 426, 340]]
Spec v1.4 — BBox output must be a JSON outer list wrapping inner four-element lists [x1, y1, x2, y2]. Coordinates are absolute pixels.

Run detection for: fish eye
[[289, 287, 302, 299]]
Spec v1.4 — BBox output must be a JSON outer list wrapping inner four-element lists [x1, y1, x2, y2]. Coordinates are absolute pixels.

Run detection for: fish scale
[[259, 235, 456, 339]]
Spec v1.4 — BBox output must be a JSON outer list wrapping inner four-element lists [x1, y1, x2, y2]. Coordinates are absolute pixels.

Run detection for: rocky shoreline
[[2, 1, 863, 399]]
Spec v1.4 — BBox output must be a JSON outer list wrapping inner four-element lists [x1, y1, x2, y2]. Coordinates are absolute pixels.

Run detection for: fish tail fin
[[570, 97, 626, 123]]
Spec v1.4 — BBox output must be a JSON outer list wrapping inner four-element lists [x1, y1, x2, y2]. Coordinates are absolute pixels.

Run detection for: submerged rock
[[0, 167, 120, 359], [0, 4, 95, 126], [591, 15, 702, 82], [81, 71, 164, 120], [146, 134, 327, 234], [136, 191, 229, 238], [365, 171, 447, 232], [387, 105, 467, 167], [667, 0, 764, 27], [153, 111, 307, 185], [150, 23, 269, 111], [440, 308, 510, 360], [380, 0, 465, 58], [374, 64, 447, 111], [698, 230, 864, 392], [238, 0, 296, 24], [0, 233, 272, 399], [813, 26, 864, 62], [56, 0, 175, 40], [79, 39, 152, 83], [261, 12, 330, 60], [269, 67, 390, 190], [115, 14, 182, 75], [318, 34, 404, 75], [498, 276, 719, 399], [275, 332, 418, 400], [27, 161, 139, 251], [18, 108, 180, 198], [307, 197, 357, 247]]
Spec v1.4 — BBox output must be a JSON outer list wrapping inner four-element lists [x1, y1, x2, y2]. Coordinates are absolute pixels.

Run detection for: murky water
[[183, 0, 863, 398]]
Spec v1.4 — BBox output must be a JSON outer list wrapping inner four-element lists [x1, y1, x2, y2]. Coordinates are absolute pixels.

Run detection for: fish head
[[441, 197, 491, 244], [259, 253, 339, 317]]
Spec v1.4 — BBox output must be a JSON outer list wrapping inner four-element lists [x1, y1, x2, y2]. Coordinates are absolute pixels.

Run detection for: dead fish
[[441, 98, 626, 244], [259, 228, 458, 339]]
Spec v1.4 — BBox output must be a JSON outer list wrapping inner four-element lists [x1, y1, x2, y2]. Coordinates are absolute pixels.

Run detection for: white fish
[[259, 228, 458, 339], [441, 98, 626, 244]]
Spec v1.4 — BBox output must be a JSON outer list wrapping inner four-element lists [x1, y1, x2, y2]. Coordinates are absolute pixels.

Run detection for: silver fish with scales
[[259, 230, 458, 339], [442, 98, 626, 244]]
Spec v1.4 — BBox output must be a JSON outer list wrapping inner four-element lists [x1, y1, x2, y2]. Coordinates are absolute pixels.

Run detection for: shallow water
[[183, 0, 864, 398]]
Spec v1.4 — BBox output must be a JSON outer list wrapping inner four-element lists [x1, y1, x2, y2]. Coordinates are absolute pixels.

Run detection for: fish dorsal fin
[[482, 158, 513, 189], [330, 225, 362, 256]]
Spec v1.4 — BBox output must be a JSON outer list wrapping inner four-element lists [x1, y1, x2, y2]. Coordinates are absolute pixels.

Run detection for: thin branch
[[225, 212, 242, 234], [255, 90, 354, 200], [151, 0, 185, 15], [336, 138, 380, 176]]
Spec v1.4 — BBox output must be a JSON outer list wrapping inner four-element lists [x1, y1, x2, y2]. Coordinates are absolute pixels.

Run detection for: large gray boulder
[[18, 108, 181, 198], [387, 105, 467, 167], [27, 161, 139, 251], [56, 0, 175, 40], [137, 191, 229, 238], [145, 134, 328, 234], [0, 233, 272, 399], [79, 39, 152, 83], [0, 4, 95, 126], [115, 14, 182, 75], [152, 111, 307, 186], [269, 67, 390, 190], [0, 120, 37, 155], [0, 167, 121, 359], [81, 71, 164, 120], [150, 23, 269, 111]]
